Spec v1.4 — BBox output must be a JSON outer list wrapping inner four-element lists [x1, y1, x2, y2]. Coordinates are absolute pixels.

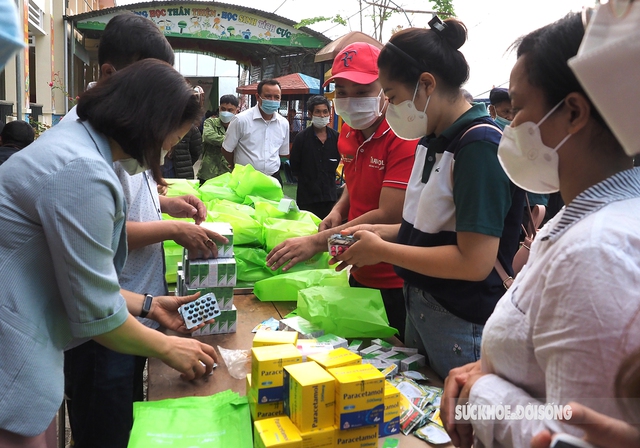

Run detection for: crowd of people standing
[[0, 1, 639, 447]]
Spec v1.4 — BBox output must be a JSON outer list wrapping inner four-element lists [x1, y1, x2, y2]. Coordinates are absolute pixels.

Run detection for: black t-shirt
[[289, 125, 340, 205]]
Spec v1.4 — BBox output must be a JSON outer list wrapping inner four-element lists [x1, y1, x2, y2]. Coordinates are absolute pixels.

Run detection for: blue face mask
[[494, 115, 512, 130], [0, 0, 24, 70], [259, 98, 280, 115]]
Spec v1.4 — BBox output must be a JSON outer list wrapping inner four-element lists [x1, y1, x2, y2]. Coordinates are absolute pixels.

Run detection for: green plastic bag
[[229, 164, 284, 202], [297, 286, 398, 338], [206, 211, 263, 247], [165, 178, 201, 198], [234, 246, 276, 283], [205, 199, 256, 217], [262, 217, 318, 252], [203, 172, 232, 187], [253, 201, 321, 227], [163, 241, 183, 284], [128, 390, 251, 448], [199, 184, 244, 204], [254, 269, 349, 302]]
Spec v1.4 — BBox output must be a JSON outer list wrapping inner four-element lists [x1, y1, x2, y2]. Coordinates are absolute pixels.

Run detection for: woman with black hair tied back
[[331, 16, 525, 379], [436, 10, 640, 448], [0, 58, 219, 445]]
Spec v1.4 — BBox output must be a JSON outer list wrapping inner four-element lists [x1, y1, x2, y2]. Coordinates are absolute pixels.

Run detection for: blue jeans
[[404, 284, 483, 379], [64, 340, 147, 448]]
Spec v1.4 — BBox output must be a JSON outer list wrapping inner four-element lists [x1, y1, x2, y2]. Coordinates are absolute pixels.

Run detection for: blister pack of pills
[[328, 234, 356, 257], [178, 293, 221, 330]]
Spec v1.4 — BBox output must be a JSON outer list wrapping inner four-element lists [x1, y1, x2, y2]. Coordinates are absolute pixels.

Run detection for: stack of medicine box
[[176, 222, 237, 336], [251, 341, 403, 447], [248, 332, 301, 423]]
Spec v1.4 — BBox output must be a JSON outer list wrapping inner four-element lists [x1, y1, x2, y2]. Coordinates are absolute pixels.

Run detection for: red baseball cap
[[322, 42, 380, 87]]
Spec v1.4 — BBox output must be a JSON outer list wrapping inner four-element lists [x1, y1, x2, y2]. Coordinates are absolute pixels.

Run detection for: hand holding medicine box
[[199, 222, 234, 258]]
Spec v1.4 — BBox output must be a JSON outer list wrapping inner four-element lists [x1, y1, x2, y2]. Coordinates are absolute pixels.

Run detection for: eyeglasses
[[582, 0, 635, 27]]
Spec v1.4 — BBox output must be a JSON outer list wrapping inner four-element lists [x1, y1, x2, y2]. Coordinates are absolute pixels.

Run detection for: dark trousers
[[64, 340, 147, 448], [271, 171, 283, 187], [349, 276, 406, 342], [299, 201, 336, 220]]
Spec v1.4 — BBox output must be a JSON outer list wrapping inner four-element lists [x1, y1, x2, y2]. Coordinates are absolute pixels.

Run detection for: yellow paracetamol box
[[249, 386, 285, 421], [329, 363, 385, 430], [379, 381, 401, 437], [299, 425, 335, 448], [283, 361, 335, 432], [254, 416, 302, 448], [252, 344, 303, 403], [308, 347, 361, 371], [335, 424, 378, 448], [254, 329, 299, 347]]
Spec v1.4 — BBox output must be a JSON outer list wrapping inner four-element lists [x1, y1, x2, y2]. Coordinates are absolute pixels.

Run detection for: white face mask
[[497, 100, 571, 194], [219, 111, 235, 123], [334, 89, 385, 130], [120, 148, 167, 176], [568, 2, 640, 156], [311, 116, 330, 128], [119, 158, 147, 176], [386, 81, 430, 140]]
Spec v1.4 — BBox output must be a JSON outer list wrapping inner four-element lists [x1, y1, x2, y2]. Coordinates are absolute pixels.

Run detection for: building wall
[[1, 0, 109, 126]]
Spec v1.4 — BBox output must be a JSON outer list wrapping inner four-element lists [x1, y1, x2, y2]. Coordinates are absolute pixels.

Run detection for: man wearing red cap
[[267, 42, 415, 339]]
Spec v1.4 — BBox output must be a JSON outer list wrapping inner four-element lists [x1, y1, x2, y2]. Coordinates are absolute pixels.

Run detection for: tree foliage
[[295, 14, 347, 30], [296, 1, 457, 38]]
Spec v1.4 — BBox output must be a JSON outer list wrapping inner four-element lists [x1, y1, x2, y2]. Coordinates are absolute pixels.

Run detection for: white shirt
[[222, 105, 289, 176], [468, 167, 640, 448], [113, 166, 167, 329]]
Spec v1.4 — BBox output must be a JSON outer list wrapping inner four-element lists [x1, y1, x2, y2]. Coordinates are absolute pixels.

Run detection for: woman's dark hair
[[378, 18, 469, 94], [99, 13, 175, 69], [513, 13, 608, 128], [76, 59, 202, 185]]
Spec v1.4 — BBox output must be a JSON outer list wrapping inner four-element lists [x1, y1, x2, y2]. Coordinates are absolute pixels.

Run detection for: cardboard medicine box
[[307, 347, 361, 371], [254, 416, 302, 448], [299, 426, 335, 448], [249, 389, 285, 421], [283, 361, 335, 433], [334, 424, 378, 448], [378, 381, 401, 437], [253, 329, 299, 347], [200, 222, 234, 258], [329, 363, 385, 430], [251, 344, 303, 404], [192, 305, 237, 336]]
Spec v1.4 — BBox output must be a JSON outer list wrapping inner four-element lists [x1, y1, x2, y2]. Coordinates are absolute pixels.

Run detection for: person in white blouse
[[440, 11, 640, 448]]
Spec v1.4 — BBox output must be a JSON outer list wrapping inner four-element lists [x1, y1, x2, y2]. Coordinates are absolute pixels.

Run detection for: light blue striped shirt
[[0, 117, 129, 436]]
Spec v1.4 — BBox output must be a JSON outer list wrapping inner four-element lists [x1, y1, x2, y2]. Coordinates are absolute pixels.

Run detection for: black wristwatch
[[140, 293, 153, 318]]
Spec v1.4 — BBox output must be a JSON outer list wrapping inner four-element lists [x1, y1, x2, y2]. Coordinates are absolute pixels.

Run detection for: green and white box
[[193, 305, 238, 336], [177, 271, 235, 310], [200, 222, 234, 258]]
